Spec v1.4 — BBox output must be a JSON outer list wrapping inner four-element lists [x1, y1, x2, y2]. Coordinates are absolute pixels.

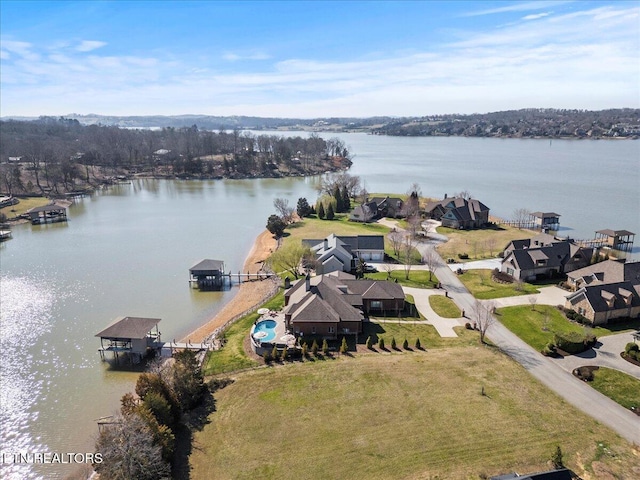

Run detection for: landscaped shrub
[[402, 338, 409, 350], [458, 253, 469, 260], [281, 346, 288, 361], [415, 337, 421, 349], [553, 331, 596, 354], [624, 342, 639, 354], [311, 339, 319, 356], [465, 322, 472, 330], [541, 342, 556, 357], [321, 339, 329, 355], [271, 345, 278, 361], [391, 337, 397, 350], [301, 342, 308, 358], [378, 337, 385, 349], [263, 350, 272, 363], [365, 336, 373, 349], [492, 270, 515, 283], [339, 337, 348, 354]]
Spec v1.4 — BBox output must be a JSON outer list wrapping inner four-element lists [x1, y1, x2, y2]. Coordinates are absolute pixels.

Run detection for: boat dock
[[189, 258, 276, 290]]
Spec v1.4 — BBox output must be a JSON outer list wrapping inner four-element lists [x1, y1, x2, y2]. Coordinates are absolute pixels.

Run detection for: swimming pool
[[252, 319, 277, 343]]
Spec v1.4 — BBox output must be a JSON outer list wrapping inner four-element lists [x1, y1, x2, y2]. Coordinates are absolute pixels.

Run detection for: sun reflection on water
[[0, 275, 57, 480]]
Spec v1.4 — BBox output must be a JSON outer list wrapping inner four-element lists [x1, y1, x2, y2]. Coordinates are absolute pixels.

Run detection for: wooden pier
[[189, 258, 276, 290]]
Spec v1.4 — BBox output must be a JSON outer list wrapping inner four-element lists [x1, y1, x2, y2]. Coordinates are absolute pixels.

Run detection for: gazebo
[[96, 316, 161, 365]]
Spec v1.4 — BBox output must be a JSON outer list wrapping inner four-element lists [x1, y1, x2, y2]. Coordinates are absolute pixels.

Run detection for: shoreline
[[182, 229, 278, 343]]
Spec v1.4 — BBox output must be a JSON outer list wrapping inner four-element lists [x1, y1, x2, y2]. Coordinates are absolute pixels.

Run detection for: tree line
[[0, 117, 352, 196]]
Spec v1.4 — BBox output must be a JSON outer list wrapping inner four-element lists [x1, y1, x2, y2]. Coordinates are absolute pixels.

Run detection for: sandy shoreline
[[182, 229, 278, 343]]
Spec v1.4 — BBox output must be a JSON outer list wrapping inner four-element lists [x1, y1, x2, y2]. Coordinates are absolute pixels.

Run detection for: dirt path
[[182, 230, 278, 343]]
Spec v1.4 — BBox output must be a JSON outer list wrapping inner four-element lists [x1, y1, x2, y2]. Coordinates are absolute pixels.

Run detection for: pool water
[[253, 319, 277, 343]]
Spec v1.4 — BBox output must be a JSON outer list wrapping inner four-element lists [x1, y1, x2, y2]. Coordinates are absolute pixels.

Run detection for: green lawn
[[495, 305, 637, 352], [283, 214, 389, 245], [458, 269, 542, 299], [0, 196, 49, 218], [436, 225, 535, 261], [590, 367, 640, 411], [429, 295, 462, 318], [190, 349, 639, 480], [202, 292, 284, 376], [364, 269, 438, 288], [363, 322, 476, 349]]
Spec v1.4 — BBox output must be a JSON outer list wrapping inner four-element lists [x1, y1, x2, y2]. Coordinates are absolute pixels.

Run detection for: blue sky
[[1, 1, 638, 117]]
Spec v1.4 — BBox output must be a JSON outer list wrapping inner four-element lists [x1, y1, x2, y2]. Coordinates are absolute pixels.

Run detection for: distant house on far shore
[[349, 196, 405, 223]]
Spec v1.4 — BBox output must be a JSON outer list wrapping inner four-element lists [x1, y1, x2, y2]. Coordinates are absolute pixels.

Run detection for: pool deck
[[252, 313, 295, 349]]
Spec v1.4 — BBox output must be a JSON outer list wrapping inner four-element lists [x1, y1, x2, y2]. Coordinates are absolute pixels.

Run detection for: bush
[[207, 377, 234, 392], [321, 339, 329, 355], [311, 339, 319, 356], [281, 346, 288, 361], [541, 342, 556, 356], [378, 337, 385, 349], [263, 350, 272, 363], [415, 337, 421, 349], [402, 338, 409, 350], [458, 253, 469, 260], [625, 342, 639, 354], [391, 337, 397, 350], [465, 322, 472, 330], [271, 345, 278, 361], [339, 337, 348, 354], [553, 331, 596, 354], [365, 336, 373, 349], [491, 270, 515, 283], [301, 342, 308, 358]]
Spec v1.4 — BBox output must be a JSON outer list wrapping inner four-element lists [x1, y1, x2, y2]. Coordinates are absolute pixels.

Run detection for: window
[[328, 326, 334, 334], [311, 326, 316, 334], [506, 268, 514, 276], [371, 300, 382, 310]]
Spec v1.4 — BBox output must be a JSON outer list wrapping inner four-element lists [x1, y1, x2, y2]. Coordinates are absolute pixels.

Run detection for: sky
[[1, 0, 638, 118]]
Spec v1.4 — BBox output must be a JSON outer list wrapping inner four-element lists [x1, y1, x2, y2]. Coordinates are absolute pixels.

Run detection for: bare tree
[[401, 236, 417, 280], [528, 295, 537, 311], [383, 263, 394, 279], [266, 242, 310, 279], [94, 413, 171, 480], [512, 208, 531, 229], [388, 230, 404, 257], [273, 197, 294, 224], [485, 237, 497, 257], [474, 300, 495, 344], [456, 189, 472, 200], [422, 248, 438, 282]]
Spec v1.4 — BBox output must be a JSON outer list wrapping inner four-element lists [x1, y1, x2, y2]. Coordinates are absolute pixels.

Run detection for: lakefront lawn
[[190, 348, 639, 479], [457, 269, 541, 299]]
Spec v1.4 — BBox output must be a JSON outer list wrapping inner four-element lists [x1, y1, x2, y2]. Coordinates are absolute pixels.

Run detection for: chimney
[[305, 274, 311, 292], [444, 193, 448, 199], [324, 238, 329, 250]]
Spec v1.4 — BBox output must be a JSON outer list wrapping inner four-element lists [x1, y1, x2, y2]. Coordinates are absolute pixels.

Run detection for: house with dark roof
[[491, 468, 572, 480], [565, 281, 640, 325], [303, 234, 385, 274], [502, 233, 563, 257], [424, 196, 490, 229], [566, 259, 640, 290], [283, 272, 405, 338], [501, 240, 592, 281], [349, 196, 405, 222]]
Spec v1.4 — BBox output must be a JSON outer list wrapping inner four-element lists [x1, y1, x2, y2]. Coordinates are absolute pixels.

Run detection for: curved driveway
[[411, 240, 640, 445]]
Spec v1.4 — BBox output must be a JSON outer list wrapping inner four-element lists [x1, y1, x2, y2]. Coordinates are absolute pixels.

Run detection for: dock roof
[[95, 316, 161, 340], [596, 229, 635, 237], [190, 259, 224, 274], [26, 204, 67, 214]]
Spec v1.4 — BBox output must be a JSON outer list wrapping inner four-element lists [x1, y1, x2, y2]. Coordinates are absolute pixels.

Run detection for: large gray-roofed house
[[501, 241, 592, 281], [565, 281, 640, 325], [502, 232, 562, 256], [424, 196, 490, 229], [284, 273, 405, 338], [303, 234, 385, 274], [566, 259, 640, 290]]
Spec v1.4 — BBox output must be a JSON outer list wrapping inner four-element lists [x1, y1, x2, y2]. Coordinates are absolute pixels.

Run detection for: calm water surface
[[0, 135, 638, 478]]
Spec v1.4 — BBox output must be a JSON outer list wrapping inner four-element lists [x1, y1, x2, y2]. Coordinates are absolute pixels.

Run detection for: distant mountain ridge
[[2, 108, 638, 138]]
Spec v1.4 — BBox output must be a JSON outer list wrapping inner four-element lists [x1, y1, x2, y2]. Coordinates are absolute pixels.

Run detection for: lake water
[[0, 135, 638, 479]]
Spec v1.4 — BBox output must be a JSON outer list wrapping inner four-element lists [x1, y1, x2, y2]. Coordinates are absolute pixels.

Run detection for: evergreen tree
[[415, 337, 421, 349], [301, 342, 308, 358], [311, 339, 319, 356], [326, 202, 335, 220], [271, 345, 278, 361], [341, 186, 350, 212], [340, 337, 348, 354], [333, 185, 343, 212], [551, 445, 564, 469], [365, 336, 373, 349], [402, 338, 409, 350], [281, 346, 288, 361], [378, 337, 385, 349], [317, 202, 326, 220], [322, 339, 329, 355], [391, 337, 397, 350], [296, 197, 311, 218]]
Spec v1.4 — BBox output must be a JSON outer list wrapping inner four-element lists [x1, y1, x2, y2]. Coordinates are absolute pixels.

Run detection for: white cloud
[[463, 1, 574, 17], [76, 40, 107, 52], [0, 50, 9, 60], [522, 12, 550, 20], [222, 52, 271, 61]]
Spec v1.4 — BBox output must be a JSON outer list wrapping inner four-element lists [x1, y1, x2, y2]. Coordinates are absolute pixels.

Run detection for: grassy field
[[429, 295, 461, 318], [0, 196, 49, 218], [363, 322, 477, 349], [496, 305, 639, 351], [457, 269, 543, 299], [190, 349, 639, 480], [283, 214, 389, 244], [590, 367, 640, 411], [436, 225, 536, 261], [364, 269, 438, 288]]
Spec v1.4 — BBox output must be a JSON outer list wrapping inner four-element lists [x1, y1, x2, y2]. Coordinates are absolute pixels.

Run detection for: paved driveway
[[403, 286, 461, 337], [488, 286, 569, 308]]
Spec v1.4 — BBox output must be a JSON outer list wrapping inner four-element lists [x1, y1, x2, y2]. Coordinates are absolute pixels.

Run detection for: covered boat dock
[[96, 316, 161, 365]]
